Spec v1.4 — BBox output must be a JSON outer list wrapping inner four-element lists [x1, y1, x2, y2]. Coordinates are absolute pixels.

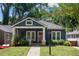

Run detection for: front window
[[26, 32, 30, 40], [51, 31, 61, 40], [51, 32, 56, 40], [57, 32, 61, 40]]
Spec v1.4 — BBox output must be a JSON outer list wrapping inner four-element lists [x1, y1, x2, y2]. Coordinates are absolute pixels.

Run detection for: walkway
[[27, 46, 40, 56]]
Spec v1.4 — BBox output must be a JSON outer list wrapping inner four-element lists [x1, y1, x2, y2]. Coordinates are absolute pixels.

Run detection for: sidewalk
[[27, 47, 40, 56]]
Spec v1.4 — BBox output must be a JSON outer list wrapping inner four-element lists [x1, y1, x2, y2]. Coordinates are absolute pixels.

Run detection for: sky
[[0, 8, 3, 21], [0, 3, 58, 22]]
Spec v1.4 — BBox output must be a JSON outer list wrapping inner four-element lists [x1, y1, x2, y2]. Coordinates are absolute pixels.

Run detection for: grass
[[0, 46, 30, 56], [40, 46, 79, 56]]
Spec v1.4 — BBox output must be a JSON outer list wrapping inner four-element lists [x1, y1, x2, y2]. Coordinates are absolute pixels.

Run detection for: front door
[[37, 31, 43, 43], [26, 31, 36, 42]]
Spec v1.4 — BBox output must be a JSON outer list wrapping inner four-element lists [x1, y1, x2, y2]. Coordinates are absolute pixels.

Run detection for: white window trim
[[31, 31, 36, 41], [26, 20, 33, 25], [51, 31, 61, 40]]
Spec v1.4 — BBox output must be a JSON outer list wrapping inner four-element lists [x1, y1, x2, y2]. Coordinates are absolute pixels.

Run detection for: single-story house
[[66, 30, 79, 46], [11, 17, 66, 45], [0, 25, 12, 45]]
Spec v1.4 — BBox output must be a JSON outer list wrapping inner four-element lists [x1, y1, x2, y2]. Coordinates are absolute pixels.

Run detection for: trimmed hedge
[[51, 40, 65, 46], [51, 39, 71, 46]]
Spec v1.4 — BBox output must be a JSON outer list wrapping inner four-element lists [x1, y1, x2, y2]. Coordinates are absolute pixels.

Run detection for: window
[[76, 34, 79, 38], [51, 31, 61, 40], [6, 33, 11, 40], [26, 20, 33, 25], [26, 31, 36, 41], [57, 32, 60, 40], [51, 32, 56, 40], [26, 32, 30, 40]]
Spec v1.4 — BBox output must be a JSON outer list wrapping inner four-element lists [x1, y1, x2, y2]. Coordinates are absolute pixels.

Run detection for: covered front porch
[[12, 26, 46, 45]]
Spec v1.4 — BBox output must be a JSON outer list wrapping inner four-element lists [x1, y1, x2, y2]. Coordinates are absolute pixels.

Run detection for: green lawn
[[40, 46, 79, 56], [0, 47, 30, 56]]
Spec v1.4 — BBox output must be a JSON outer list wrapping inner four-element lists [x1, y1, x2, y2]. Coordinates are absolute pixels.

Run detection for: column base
[[29, 40, 31, 45], [42, 40, 46, 45]]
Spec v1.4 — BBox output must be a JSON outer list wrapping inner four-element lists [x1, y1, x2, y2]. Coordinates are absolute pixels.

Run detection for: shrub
[[58, 40, 65, 45], [51, 40, 58, 45], [51, 39, 65, 46], [14, 35, 29, 46], [64, 41, 71, 46], [20, 39, 29, 46]]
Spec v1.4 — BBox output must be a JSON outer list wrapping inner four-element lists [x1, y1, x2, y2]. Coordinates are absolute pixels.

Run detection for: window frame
[[51, 31, 61, 40], [26, 20, 33, 25]]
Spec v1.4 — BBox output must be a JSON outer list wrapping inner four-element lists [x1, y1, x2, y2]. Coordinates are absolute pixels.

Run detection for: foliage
[[64, 41, 71, 46], [1, 3, 79, 31], [19, 39, 29, 46], [0, 3, 12, 25], [51, 40, 65, 46], [14, 35, 29, 46], [52, 3, 79, 31]]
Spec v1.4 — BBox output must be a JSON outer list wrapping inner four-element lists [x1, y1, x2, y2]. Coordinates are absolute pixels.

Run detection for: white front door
[[26, 31, 36, 41]]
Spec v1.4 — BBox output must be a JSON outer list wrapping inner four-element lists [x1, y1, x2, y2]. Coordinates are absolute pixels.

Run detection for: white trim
[[26, 20, 33, 25], [51, 31, 56, 40], [51, 31, 61, 40], [11, 17, 47, 27], [42, 28, 46, 45], [31, 31, 36, 41], [11, 28, 15, 45], [4, 32, 6, 44], [14, 26, 44, 29]]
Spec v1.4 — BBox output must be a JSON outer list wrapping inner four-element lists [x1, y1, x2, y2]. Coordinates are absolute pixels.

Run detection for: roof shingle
[[0, 25, 12, 33]]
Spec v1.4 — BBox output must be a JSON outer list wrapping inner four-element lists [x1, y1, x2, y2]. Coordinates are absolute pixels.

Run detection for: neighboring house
[[66, 30, 79, 46], [11, 17, 66, 45], [0, 25, 12, 45]]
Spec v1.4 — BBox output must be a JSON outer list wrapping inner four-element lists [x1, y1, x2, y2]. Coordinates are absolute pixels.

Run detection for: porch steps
[[31, 43, 41, 46]]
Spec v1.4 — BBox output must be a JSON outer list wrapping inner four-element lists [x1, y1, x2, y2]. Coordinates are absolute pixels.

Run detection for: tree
[[0, 3, 12, 25], [49, 3, 79, 31], [27, 3, 49, 20]]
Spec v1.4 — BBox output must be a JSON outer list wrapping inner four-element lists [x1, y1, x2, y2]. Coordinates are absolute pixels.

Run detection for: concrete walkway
[[27, 47, 40, 56]]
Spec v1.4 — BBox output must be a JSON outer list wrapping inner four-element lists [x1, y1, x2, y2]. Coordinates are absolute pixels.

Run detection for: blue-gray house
[[12, 17, 66, 45]]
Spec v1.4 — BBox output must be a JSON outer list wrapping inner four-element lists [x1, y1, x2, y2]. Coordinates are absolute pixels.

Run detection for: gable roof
[[12, 17, 47, 27], [0, 25, 12, 33], [12, 17, 64, 30], [39, 20, 63, 29]]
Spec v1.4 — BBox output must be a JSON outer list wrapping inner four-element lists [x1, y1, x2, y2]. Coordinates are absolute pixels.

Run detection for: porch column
[[11, 28, 15, 46], [42, 28, 46, 45]]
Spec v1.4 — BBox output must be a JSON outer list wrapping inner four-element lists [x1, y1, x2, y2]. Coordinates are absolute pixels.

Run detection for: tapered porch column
[[42, 28, 46, 45], [11, 28, 15, 46]]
